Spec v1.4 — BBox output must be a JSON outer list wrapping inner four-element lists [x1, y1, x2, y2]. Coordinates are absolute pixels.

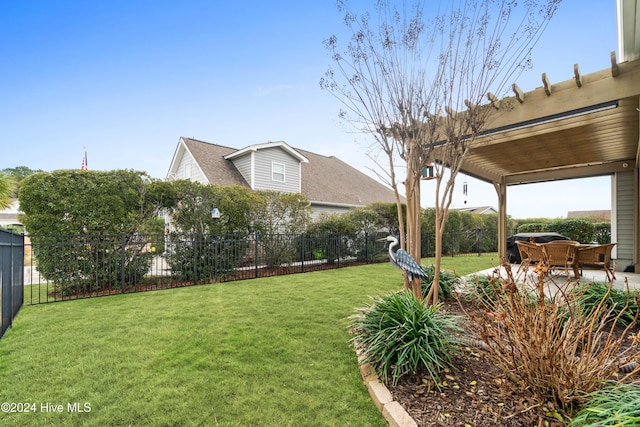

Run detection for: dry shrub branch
[[464, 260, 640, 414]]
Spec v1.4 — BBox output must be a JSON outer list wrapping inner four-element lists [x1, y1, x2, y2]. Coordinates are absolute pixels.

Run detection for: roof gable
[[455, 206, 497, 215], [224, 141, 309, 163], [168, 137, 248, 186], [169, 137, 399, 207]]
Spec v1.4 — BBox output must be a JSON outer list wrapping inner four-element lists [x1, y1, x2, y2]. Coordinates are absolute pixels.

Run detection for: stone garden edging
[[356, 352, 418, 427]]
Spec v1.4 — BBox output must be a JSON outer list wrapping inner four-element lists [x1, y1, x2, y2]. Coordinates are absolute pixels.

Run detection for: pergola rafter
[[428, 55, 640, 263]]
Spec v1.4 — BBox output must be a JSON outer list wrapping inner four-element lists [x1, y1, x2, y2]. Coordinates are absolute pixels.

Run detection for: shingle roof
[[177, 137, 399, 207], [181, 138, 248, 187], [295, 148, 397, 205], [454, 206, 497, 214]]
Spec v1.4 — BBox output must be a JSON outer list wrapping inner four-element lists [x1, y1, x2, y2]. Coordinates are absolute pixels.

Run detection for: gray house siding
[[613, 171, 634, 270], [168, 138, 401, 217], [309, 203, 354, 220], [253, 147, 300, 193], [230, 154, 253, 188], [176, 151, 206, 183]]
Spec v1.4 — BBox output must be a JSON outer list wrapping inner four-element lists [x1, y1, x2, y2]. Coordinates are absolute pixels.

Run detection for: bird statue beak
[[376, 237, 386, 242]]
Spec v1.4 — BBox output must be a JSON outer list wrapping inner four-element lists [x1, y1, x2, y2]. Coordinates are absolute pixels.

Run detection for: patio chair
[[577, 243, 617, 281], [546, 240, 581, 246], [541, 241, 580, 278], [516, 240, 544, 264]]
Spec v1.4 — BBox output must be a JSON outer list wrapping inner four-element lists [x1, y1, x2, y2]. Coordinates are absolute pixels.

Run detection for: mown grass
[[4, 254, 498, 426]]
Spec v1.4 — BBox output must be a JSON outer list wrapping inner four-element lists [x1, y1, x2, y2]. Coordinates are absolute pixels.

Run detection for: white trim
[[617, 0, 640, 62], [224, 141, 309, 163], [612, 173, 617, 258], [166, 138, 186, 180], [166, 137, 208, 183], [272, 162, 285, 182], [250, 151, 255, 189], [310, 200, 364, 209]]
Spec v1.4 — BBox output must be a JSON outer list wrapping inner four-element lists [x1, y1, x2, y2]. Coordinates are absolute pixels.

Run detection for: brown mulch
[[386, 297, 640, 427]]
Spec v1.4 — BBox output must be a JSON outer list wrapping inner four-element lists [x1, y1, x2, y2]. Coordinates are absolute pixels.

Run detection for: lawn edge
[[356, 350, 418, 427]]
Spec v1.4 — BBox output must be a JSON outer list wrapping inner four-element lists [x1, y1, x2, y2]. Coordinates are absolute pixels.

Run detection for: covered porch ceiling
[[454, 57, 640, 186]]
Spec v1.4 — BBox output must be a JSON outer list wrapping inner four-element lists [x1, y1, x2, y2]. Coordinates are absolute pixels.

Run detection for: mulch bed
[[387, 297, 640, 427]]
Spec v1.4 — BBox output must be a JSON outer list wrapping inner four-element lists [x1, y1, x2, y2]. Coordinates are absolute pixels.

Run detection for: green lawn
[[3, 255, 499, 426]]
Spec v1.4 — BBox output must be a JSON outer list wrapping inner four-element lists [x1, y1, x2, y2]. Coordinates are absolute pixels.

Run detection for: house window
[[272, 162, 285, 182], [184, 161, 192, 180]]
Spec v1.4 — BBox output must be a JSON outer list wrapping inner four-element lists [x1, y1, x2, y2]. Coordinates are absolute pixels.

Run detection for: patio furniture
[[577, 243, 617, 281], [507, 232, 570, 263], [541, 241, 580, 278], [516, 240, 544, 264]]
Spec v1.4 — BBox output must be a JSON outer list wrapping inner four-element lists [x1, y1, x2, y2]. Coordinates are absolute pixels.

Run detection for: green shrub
[[516, 219, 599, 243], [465, 274, 503, 305], [593, 222, 611, 244], [167, 234, 248, 283], [569, 383, 640, 426], [420, 265, 457, 300], [549, 219, 595, 243], [32, 234, 154, 296], [349, 291, 461, 386], [517, 222, 547, 233], [573, 282, 639, 325]]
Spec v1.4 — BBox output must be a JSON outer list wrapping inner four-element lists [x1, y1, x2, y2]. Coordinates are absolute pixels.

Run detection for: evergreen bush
[[349, 291, 461, 385]]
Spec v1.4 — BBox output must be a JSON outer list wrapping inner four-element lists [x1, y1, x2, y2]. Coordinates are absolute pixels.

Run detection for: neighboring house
[[567, 210, 611, 221], [454, 206, 498, 215], [166, 137, 400, 218], [0, 200, 22, 229]]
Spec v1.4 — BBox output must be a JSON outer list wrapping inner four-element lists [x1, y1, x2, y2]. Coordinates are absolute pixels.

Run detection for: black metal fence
[[422, 228, 500, 258], [1, 229, 24, 339], [23, 229, 499, 305]]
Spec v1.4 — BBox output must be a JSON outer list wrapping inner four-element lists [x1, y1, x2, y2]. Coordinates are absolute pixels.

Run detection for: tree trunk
[[430, 206, 443, 305], [405, 151, 423, 300]]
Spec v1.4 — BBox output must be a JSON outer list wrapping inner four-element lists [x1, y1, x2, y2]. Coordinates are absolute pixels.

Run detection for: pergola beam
[[574, 63, 583, 87], [542, 73, 552, 96], [611, 51, 619, 76], [482, 58, 640, 130], [512, 83, 525, 103], [503, 160, 636, 185]]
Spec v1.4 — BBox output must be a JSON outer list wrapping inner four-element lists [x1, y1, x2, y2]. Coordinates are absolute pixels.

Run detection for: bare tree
[[321, 0, 560, 303]]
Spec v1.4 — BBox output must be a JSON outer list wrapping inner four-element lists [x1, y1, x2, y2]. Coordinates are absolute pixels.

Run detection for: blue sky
[[0, 1, 619, 218]]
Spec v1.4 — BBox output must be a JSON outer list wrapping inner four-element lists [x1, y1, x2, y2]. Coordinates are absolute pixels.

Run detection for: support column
[[635, 160, 639, 272], [494, 179, 507, 260]]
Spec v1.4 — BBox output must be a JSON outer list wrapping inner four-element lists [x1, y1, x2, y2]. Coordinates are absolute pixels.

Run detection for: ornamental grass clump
[[465, 261, 640, 414], [421, 265, 457, 300], [349, 291, 461, 386], [568, 383, 640, 427], [573, 281, 640, 326]]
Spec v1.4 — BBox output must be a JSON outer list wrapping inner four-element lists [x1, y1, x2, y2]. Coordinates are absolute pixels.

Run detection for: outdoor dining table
[[515, 240, 616, 280], [575, 243, 617, 280]]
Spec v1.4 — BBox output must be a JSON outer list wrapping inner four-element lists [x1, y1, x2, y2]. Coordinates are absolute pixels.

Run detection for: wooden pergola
[[432, 56, 640, 268]]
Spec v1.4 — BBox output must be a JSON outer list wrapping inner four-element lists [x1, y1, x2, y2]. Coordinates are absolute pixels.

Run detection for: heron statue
[[378, 235, 428, 282]]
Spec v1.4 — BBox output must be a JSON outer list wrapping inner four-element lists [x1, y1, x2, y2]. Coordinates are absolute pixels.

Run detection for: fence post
[[255, 232, 259, 279], [121, 233, 126, 294], [477, 228, 482, 256], [8, 232, 14, 329], [426, 233, 430, 258], [364, 232, 368, 263], [451, 231, 455, 257], [300, 232, 305, 273], [193, 234, 198, 285], [337, 233, 341, 268]]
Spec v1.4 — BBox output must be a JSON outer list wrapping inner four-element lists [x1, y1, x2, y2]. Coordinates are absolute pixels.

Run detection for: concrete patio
[[466, 263, 640, 294]]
